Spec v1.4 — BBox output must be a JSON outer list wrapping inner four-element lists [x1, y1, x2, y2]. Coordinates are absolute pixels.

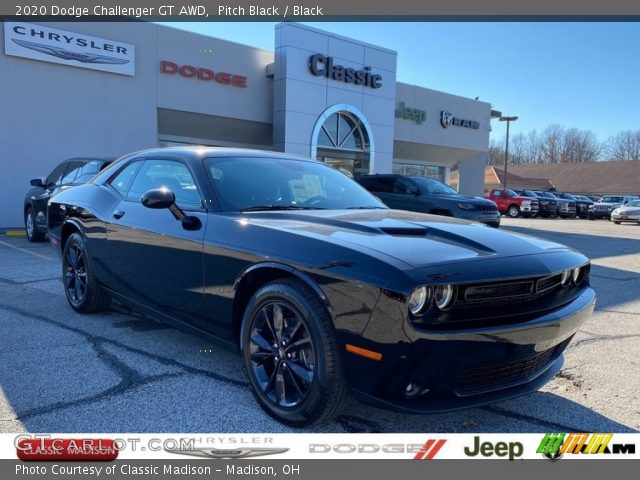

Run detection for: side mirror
[[141, 188, 175, 210], [141, 188, 201, 231], [30, 178, 45, 188]]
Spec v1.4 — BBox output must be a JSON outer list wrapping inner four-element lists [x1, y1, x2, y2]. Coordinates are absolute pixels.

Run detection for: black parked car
[[359, 174, 500, 227], [513, 189, 558, 218], [534, 191, 576, 218], [24, 157, 113, 241], [556, 193, 592, 218], [47, 148, 595, 426]]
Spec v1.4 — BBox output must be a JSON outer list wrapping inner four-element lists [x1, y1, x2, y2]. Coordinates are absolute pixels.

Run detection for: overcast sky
[[160, 22, 640, 143]]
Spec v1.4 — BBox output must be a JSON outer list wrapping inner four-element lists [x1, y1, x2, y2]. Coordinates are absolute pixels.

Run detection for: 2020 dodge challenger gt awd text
[[47, 147, 595, 426]]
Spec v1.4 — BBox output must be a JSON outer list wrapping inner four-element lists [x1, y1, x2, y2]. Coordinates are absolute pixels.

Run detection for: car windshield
[[602, 196, 624, 203], [410, 177, 458, 195], [626, 200, 640, 207], [523, 190, 538, 197], [205, 157, 387, 212]]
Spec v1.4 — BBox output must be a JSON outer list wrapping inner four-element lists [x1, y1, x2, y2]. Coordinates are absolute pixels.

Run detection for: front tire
[[240, 279, 350, 426], [62, 232, 110, 313], [25, 208, 45, 242], [507, 205, 521, 218]]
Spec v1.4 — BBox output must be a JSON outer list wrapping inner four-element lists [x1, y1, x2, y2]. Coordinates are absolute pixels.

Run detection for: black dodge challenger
[[47, 147, 595, 426]]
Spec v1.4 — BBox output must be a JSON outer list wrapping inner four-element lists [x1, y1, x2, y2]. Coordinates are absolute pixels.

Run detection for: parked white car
[[611, 200, 640, 224]]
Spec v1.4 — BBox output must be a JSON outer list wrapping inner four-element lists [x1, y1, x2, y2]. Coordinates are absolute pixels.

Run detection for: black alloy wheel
[[62, 232, 110, 313], [249, 301, 315, 407], [240, 279, 350, 426]]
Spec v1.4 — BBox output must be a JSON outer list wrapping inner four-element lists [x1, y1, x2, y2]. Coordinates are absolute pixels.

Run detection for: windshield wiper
[[240, 205, 326, 212]]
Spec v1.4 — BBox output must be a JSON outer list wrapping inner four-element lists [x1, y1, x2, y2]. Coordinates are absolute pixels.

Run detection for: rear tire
[[240, 278, 350, 426], [62, 232, 110, 313], [613, 221, 621, 225], [25, 208, 45, 242]]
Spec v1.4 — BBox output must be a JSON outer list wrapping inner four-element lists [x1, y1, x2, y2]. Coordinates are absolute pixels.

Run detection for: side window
[[126, 159, 202, 209], [109, 161, 142, 197], [394, 177, 417, 195], [492, 190, 502, 197], [45, 163, 68, 186], [59, 161, 85, 185], [367, 177, 394, 193]]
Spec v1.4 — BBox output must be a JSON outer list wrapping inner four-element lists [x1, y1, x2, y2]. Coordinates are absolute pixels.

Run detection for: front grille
[[458, 273, 563, 306], [595, 204, 611, 211], [478, 204, 498, 212], [465, 281, 533, 301], [454, 339, 570, 396]]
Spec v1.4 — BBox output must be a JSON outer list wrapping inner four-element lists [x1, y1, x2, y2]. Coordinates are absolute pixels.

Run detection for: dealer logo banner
[[4, 22, 135, 76]]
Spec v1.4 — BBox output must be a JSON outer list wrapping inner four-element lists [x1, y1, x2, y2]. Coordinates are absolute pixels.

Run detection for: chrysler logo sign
[[440, 111, 480, 130], [4, 22, 135, 76], [165, 447, 289, 459]]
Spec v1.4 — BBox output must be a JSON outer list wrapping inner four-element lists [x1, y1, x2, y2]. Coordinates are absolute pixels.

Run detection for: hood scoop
[[379, 226, 428, 236]]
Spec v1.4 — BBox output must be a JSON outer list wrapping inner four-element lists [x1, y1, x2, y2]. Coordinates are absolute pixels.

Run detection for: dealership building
[[0, 21, 492, 228]]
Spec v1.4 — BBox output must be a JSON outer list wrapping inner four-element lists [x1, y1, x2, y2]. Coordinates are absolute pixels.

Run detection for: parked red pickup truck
[[486, 188, 539, 218]]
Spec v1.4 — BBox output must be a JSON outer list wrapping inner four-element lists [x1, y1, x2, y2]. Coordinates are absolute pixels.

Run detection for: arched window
[[317, 112, 370, 152], [311, 106, 373, 180]]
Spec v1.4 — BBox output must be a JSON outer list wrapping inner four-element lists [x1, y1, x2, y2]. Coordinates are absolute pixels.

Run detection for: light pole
[[499, 116, 518, 189]]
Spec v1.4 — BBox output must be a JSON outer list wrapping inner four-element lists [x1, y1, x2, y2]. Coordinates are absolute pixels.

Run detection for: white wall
[[0, 21, 158, 228]]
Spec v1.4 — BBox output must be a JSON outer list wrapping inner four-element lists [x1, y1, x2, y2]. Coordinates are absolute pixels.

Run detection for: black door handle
[[113, 210, 125, 220]]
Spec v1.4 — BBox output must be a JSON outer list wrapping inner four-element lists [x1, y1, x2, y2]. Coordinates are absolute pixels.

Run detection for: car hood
[[240, 209, 569, 269], [424, 193, 495, 205], [615, 206, 640, 213]]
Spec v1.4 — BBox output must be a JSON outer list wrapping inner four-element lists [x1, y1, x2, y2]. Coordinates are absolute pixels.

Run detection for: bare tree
[[606, 130, 640, 160]]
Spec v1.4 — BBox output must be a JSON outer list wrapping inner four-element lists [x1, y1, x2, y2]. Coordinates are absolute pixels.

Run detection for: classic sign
[[308, 53, 382, 89]]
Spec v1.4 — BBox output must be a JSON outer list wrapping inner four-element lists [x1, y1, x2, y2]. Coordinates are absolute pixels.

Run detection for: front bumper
[[457, 211, 501, 228], [345, 287, 595, 413], [589, 209, 612, 219], [611, 212, 640, 222]]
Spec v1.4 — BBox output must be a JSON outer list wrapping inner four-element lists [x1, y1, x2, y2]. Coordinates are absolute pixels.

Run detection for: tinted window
[[109, 162, 142, 197], [394, 177, 418, 194], [126, 159, 202, 208], [74, 160, 107, 181], [59, 161, 85, 185], [360, 176, 394, 193], [45, 163, 68, 186], [411, 177, 457, 195], [205, 157, 385, 211]]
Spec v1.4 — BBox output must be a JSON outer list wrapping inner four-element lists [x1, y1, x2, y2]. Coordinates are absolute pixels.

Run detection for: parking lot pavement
[[0, 218, 638, 434]]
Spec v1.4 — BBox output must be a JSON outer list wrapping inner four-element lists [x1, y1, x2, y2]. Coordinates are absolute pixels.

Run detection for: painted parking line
[[0, 239, 53, 261]]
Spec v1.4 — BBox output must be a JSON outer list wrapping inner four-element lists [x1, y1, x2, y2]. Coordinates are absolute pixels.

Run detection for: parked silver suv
[[588, 195, 640, 220]]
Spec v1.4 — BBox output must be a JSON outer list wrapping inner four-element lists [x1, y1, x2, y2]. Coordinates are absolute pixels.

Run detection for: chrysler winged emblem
[[164, 447, 289, 459], [12, 39, 130, 64], [440, 110, 454, 128]]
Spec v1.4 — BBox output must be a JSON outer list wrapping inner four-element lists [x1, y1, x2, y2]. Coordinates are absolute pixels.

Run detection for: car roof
[[65, 157, 115, 163], [123, 146, 318, 163]]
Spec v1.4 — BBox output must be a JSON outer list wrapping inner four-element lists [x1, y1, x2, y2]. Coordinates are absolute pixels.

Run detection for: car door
[[360, 176, 395, 207], [106, 158, 208, 326], [387, 177, 425, 212]]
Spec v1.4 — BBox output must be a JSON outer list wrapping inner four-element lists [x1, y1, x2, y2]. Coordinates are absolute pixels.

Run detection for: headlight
[[560, 269, 572, 286], [408, 286, 432, 315], [521, 200, 531, 207], [612, 209, 619, 214], [572, 267, 585, 284], [458, 203, 476, 210], [434, 285, 455, 310]]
